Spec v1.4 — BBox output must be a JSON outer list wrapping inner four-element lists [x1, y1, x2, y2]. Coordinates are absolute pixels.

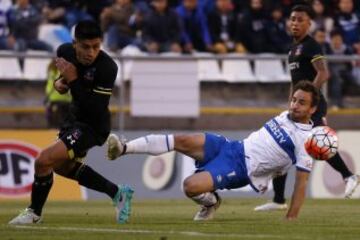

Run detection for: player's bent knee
[[34, 151, 52, 172], [183, 177, 201, 197], [174, 135, 190, 150], [175, 134, 203, 152], [54, 161, 83, 180]]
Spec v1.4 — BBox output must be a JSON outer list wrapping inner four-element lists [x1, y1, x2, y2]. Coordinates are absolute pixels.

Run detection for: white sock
[[125, 134, 174, 155], [191, 192, 217, 207]]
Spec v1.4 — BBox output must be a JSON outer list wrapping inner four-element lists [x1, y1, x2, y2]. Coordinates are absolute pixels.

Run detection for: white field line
[[10, 225, 309, 239]]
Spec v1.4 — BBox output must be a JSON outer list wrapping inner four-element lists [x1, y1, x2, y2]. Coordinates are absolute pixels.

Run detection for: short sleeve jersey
[[243, 111, 313, 192], [288, 35, 324, 85]]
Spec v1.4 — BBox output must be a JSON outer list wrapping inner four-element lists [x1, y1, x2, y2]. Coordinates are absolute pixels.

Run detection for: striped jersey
[[243, 111, 313, 193]]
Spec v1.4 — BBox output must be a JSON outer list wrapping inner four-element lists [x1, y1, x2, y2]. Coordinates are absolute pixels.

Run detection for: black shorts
[[59, 122, 103, 159], [312, 92, 327, 127]]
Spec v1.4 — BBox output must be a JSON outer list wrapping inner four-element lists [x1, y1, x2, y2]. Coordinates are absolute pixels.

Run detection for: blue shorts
[[196, 133, 250, 190]]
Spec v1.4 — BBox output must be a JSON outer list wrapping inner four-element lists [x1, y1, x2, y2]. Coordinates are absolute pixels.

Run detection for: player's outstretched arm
[[286, 170, 309, 220]]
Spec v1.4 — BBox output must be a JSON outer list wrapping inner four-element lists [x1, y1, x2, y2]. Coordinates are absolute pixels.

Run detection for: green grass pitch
[[1, 198, 360, 240]]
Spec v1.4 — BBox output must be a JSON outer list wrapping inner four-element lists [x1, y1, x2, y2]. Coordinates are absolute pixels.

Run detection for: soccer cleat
[[107, 134, 125, 160], [193, 192, 222, 221], [254, 202, 288, 211], [344, 174, 360, 199], [8, 208, 42, 225], [113, 184, 134, 224]]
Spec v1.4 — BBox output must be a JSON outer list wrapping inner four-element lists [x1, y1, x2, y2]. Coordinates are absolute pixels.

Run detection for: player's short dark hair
[[291, 4, 314, 19], [74, 20, 103, 40], [292, 80, 320, 107]]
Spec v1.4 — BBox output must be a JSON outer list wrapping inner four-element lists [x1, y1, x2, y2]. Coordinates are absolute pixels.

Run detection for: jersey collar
[[286, 113, 313, 131]]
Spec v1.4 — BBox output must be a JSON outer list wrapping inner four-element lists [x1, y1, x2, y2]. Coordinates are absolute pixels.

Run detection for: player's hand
[[54, 77, 69, 94], [55, 57, 78, 83], [285, 212, 298, 221]]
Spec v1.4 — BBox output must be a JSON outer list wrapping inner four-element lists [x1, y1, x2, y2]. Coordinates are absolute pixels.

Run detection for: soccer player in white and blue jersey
[[107, 80, 319, 221]]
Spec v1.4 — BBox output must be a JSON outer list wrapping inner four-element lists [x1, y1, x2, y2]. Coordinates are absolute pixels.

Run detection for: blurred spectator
[[351, 42, 360, 86], [334, 0, 360, 48], [207, 0, 239, 54], [176, 0, 212, 53], [266, 5, 291, 53], [310, 0, 333, 36], [0, 0, 13, 50], [198, 0, 215, 15], [326, 30, 354, 109], [142, 0, 181, 53], [100, 0, 139, 52], [236, 0, 270, 53], [168, 0, 181, 8], [83, 0, 113, 21], [42, 0, 93, 29], [7, 0, 53, 52], [313, 28, 328, 53], [133, 0, 151, 14], [44, 59, 71, 128]]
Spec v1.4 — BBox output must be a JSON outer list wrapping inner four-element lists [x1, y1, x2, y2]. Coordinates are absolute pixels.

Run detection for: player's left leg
[[318, 116, 359, 198], [327, 152, 359, 198], [107, 133, 207, 161], [183, 171, 221, 221]]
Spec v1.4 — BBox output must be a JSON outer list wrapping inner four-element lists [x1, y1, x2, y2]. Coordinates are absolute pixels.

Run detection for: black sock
[[327, 152, 353, 179], [272, 174, 287, 204], [76, 165, 118, 199], [28, 172, 54, 216]]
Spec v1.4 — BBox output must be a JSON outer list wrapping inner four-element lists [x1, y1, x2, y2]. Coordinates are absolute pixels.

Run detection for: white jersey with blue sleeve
[[243, 111, 313, 193]]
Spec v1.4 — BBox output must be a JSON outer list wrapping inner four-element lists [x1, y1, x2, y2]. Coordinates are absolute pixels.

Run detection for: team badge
[[295, 45, 303, 56], [84, 68, 96, 82]]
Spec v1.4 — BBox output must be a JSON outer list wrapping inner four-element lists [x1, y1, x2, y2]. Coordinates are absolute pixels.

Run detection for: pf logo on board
[[0, 141, 39, 197]]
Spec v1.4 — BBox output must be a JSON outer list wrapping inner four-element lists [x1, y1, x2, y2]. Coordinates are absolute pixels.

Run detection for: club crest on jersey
[[84, 68, 96, 81], [72, 129, 82, 140], [295, 45, 303, 56]]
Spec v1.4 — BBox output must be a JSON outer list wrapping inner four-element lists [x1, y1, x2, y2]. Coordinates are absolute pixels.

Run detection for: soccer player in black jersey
[[255, 5, 359, 212], [9, 21, 134, 225]]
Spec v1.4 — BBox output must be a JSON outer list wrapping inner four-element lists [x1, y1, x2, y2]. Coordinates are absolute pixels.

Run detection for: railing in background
[[1, 51, 360, 131]]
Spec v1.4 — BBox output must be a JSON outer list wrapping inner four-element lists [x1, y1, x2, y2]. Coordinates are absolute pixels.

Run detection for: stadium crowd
[[0, 0, 360, 54], [0, 0, 360, 108]]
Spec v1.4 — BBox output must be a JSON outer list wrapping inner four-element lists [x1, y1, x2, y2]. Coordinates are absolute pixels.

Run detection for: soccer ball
[[304, 126, 338, 161]]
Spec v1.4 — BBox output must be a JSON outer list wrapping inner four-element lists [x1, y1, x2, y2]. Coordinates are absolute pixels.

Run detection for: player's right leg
[[9, 140, 69, 224]]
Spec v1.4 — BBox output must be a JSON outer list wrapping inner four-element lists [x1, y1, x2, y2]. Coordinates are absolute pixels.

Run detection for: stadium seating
[[23, 50, 52, 81], [254, 54, 290, 82], [222, 54, 256, 82], [195, 52, 225, 82], [0, 51, 23, 79], [116, 46, 147, 85]]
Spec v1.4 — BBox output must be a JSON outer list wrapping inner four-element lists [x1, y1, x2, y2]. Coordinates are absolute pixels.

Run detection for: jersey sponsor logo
[[289, 62, 299, 71], [264, 119, 296, 164], [0, 141, 39, 197]]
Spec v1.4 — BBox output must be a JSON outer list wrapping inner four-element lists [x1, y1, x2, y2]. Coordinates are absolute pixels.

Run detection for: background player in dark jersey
[[9, 21, 134, 225], [255, 4, 359, 212]]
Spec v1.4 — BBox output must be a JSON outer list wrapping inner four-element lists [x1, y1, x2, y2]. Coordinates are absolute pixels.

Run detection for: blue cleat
[[113, 184, 134, 224]]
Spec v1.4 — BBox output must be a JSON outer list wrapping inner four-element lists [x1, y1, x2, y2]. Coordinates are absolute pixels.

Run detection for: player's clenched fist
[[55, 57, 78, 83], [54, 77, 69, 94]]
